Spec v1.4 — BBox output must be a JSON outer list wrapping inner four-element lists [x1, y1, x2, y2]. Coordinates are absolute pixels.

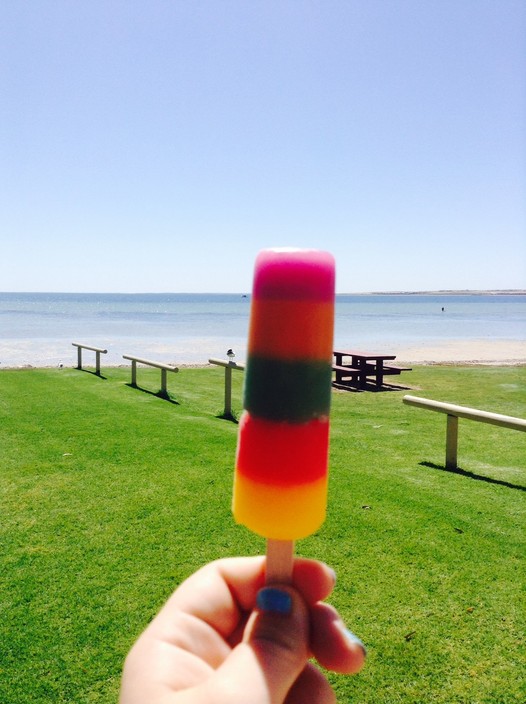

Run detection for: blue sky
[[2, 0, 525, 293]]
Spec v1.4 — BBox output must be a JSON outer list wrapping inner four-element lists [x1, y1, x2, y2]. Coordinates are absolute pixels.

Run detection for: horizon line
[[1, 288, 525, 296]]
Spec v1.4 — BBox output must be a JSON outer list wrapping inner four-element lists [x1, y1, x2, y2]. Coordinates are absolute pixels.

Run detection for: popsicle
[[232, 247, 335, 581]]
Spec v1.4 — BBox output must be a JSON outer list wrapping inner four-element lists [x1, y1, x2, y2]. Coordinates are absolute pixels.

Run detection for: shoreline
[[364, 289, 526, 296], [2, 289, 525, 296], [393, 339, 526, 366], [1, 339, 525, 370]]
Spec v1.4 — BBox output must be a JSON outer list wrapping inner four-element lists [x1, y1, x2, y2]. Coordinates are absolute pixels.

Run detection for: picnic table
[[333, 350, 411, 390]]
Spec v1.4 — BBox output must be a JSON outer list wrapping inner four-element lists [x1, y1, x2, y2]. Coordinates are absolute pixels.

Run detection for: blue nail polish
[[256, 587, 292, 615], [344, 629, 367, 656]]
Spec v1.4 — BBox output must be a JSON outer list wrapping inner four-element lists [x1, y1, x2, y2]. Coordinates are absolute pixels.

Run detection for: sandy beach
[[394, 339, 526, 365], [0, 338, 525, 369]]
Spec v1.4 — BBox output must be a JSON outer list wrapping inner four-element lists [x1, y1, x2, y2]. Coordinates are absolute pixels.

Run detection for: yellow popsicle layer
[[232, 474, 328, 540]]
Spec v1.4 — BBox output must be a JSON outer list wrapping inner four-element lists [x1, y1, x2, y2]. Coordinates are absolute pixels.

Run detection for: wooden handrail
[[122, 355, 179, 372], [208, 357, 245, 371], [72, 342, 108, 375], [123, 355, 178, 398], [403, 395, 526, 469], [72, 342, 108, 354], [403, 395, 526, 432]]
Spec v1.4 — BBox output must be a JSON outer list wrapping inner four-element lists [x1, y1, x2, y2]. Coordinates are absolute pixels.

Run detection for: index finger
[[156, 556, 336, 639]]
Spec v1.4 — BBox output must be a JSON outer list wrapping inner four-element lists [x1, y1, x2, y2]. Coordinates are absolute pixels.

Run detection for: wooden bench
[[332, 364, 363, 386], [333, 351, 411, 390], [382, 364, 413, 376], [122, 355, 178, 398], [72, 342, 108, 375]]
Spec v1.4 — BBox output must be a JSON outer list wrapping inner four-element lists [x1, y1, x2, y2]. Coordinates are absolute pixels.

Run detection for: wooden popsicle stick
[[265, 539, 295, 584]]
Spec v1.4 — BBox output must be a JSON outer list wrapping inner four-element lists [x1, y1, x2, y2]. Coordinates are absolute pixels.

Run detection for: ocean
[[0, 292, 524, 368]]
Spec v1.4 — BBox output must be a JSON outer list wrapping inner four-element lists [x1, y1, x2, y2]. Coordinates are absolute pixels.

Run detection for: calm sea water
[[0, 292, 524, 367]]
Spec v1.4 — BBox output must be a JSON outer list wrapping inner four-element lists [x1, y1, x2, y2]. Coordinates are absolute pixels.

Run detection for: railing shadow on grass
[[125, 383, 180, 405], [78, 368, 107, 380], [215, 411, 239, 424], [419, 461, 526, 492]]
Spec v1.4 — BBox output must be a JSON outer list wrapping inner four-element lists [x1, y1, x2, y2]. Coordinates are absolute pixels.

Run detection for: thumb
[[207, 586, 310, 704], [248, 586, 310, 694]]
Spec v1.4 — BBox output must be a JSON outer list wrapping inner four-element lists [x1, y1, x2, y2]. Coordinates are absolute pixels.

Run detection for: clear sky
[[2, 0, 525, 293]]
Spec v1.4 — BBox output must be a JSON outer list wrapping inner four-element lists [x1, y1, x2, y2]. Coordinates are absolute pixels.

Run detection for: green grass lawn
[[1, 364, 525, 703]]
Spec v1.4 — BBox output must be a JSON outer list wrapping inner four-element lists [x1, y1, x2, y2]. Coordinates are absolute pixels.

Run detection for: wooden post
[[224, 365, 233, 417], [446, 414, 459, 469], [161, 368, 167, 396], [131, 360, 137, 387], [208, 358, 245, 419], [73, 343, 107, 373]]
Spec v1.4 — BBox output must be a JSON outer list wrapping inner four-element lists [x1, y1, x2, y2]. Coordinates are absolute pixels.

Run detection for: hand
[[120, 556, 365, 704]]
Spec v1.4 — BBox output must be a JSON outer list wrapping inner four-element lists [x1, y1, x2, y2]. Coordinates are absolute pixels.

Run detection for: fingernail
[[344, 629, 367, 656], [256, 587, 292, 615]]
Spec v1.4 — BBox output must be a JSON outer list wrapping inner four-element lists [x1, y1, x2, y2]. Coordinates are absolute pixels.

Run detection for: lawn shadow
[[332, 380, 412, 393], [77, 368, 107, 380], [215, 411, 239, 424], [125, 383, 180, 405], [420, 461, 526, 492]]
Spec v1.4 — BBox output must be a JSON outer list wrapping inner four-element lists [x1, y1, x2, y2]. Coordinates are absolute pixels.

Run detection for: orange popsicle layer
[[248, 299, 334, 360]]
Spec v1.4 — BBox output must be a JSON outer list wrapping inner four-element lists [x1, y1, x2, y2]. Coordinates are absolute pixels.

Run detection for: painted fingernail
[[256, 587, 292, 615], [344, 629, 367, 656]]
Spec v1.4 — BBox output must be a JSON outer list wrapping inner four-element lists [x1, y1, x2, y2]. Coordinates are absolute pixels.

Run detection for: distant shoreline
[[359, 289, 526, 296], [1, 289, 525, 296]]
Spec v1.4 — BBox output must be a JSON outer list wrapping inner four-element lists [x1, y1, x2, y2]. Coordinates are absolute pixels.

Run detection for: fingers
[[310, 601, 367, 674], [212, 578, 365, 704], [163, 556, 337, 639], [163, 557, 266, 639], [213, 556, 336, 609], [285, 663, 336, 704], [154, 556, 364, 675], [205, 584, 311, 704], [291, 558, 336, 604]]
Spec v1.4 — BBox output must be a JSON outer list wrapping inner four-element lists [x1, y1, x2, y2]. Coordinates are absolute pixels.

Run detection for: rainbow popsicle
[[233, 248, 335, 545]]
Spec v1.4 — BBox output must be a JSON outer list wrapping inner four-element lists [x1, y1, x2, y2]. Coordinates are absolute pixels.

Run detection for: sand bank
[[0, 338, 524, 369], [394, 339, 525, 365]]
